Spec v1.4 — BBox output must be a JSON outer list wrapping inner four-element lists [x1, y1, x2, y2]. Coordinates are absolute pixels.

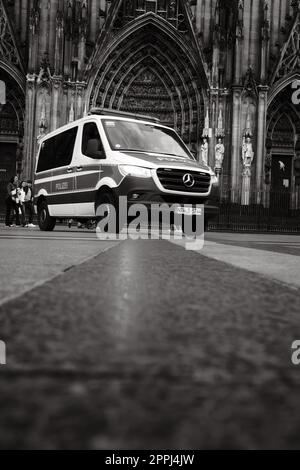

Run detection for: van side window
[[37, 127, 78, 173], [82, 122, 104, 159], [55, 127, 78, 168]]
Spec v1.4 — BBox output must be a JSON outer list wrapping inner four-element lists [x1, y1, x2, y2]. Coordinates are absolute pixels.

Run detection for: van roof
[[37, 110, 164, 144], [89, 108, 160, 124]]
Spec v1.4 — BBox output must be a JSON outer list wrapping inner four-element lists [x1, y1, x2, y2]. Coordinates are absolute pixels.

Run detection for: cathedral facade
[[0, 0, 300, 206]]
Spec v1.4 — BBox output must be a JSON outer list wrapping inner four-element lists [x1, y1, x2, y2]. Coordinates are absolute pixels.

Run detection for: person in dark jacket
[[17, 181, 27, 227], [5, 176, 20, 227], [24, 180, 36, 227]]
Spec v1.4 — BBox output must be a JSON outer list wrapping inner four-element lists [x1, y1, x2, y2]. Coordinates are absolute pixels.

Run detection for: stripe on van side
[[76, 170, 101, 190], [47, 191, 96, 205], [34, 181, 52, 194], [35, 170, 52, 179]]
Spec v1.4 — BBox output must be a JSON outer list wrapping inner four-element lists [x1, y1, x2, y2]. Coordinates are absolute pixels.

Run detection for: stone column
[[231, 87, 243, 202], [263, 139, 272, 208], [39, 0, 50, 62], [51, 76, 63, 131], [78, 1, 87, 82], [215, 108, 225, 182], [54, 9, 64, 76], [241, 166, 251, 206], [209, 89, 218, 167], [234, 2, 244, 86], [255, 86, 268, 204], [23, 74, 37, 179], [28, 7, 40, 73], [201, 107, 211, 165], [260, 0, 270, 85]]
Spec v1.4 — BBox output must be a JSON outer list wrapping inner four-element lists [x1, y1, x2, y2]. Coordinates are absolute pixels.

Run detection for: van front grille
[[157, 168, 211, 194]]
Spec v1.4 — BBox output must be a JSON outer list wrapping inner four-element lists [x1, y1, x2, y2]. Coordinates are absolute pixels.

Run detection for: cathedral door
[[270, 155, 292, 211]]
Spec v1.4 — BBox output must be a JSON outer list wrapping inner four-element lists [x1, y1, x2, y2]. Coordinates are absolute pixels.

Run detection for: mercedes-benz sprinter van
[[34, 109, 219, 231]]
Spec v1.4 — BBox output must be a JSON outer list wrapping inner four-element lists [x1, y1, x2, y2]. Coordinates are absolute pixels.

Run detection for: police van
[[34, 109, 219, 231]]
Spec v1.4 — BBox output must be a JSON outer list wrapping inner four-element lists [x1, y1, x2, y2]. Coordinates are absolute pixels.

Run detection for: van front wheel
[[95, 192, 120, 234], [38, 201, 56, 231]]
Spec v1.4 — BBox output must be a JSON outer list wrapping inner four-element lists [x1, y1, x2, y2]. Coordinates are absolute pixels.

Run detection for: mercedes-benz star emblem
[[183, 173, 195, 188]]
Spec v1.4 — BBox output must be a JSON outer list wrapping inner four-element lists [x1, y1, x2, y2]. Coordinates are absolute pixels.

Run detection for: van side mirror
[[88, 149, 105, 160], [98, 150, 106, 160], [85, 139, 106, 159], [86, 149, 106, 160]]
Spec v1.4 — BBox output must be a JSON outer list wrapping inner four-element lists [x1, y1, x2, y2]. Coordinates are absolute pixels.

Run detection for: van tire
[[95, 192, 120, 234], [38, 201, 56, 231]]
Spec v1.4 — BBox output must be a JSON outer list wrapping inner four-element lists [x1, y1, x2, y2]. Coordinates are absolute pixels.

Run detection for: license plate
[[175, 207, 203, 216]]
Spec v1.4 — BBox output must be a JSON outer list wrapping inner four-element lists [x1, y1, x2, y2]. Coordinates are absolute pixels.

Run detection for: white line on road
[[232, 241, 300, 246], [171, 238, 300, 289], [201, 241, 300, 289], [0, 235, 101, 241]]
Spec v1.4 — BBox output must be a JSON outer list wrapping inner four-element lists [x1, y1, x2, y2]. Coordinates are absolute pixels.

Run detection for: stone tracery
[[1, 0, 300, 205], [88, 13, 206, 147]]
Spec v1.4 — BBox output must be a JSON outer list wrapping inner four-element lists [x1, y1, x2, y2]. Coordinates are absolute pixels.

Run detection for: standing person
[[5, 176, 20, 227], [24, 180, 36, 228], [17, 181, 27, 227]]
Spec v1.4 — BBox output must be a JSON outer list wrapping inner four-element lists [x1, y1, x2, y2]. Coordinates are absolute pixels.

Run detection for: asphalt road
[[1, 227, 300, 449], [0, 227, 119, 306], [206, 232, 300, 256]]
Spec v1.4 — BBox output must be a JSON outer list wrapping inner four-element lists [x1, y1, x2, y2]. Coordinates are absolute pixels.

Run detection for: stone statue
[[242, 137, 254, 168], [200, 138, 208, 166], [241, 136, 254, 205], [215, 138, 225, 170], [137, 0, 145, 9]]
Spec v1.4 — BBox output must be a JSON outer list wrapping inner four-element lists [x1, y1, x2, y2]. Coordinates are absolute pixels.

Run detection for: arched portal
[[87, 13, 207, 150], [267, 83, 300, 209], [0, 64, 25, 208]]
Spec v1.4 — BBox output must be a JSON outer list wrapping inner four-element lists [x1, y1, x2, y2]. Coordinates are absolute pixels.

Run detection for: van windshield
[[102, 120, 193, 159]]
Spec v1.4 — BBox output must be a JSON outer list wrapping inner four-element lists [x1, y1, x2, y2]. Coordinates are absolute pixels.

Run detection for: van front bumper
[[114, 175, 220, 220]]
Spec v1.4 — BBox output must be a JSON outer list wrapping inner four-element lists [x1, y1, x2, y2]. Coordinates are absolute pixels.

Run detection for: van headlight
[[208, 168, 219, 185], [211, 174, 219, 185], [119, 165, 152, 178]]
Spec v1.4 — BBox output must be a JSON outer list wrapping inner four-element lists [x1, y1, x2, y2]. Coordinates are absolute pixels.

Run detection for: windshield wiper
[[118, 149, 150, 153], [157, 153, 189, 158], [118, 149, 191, 158]]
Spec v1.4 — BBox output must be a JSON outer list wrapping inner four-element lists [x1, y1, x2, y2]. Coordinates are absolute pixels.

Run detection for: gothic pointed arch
[[0, 0, 25, 135], [0, 0, 25, 75], [268, 103, 300, 139], [267, 86, 300, 158], [87, 0, 208, 87], [0, 1, 26, 189], [0, 65, 25, 136], [0, 59, 25, 94], [86, 9, 208, 147], [270, 9, 300, 87], [268, 71, 300, 107]]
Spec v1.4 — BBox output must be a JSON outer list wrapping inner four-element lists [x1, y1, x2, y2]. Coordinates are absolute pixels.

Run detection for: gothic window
[[124, 0, 134, 17], [158, 1, 167, 11], [114, 1, 184, 30], [272, 115, 294, 150], [0, 80, 5, 106]]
